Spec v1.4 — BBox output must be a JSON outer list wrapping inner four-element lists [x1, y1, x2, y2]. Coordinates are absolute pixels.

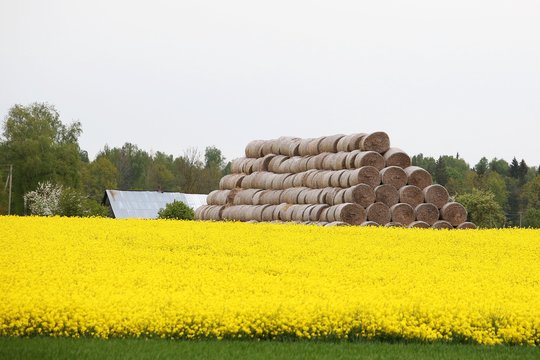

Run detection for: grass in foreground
[[0, 337, 538, 360]]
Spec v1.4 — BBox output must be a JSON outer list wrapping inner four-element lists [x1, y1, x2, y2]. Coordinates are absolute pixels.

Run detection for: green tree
[[81, 156, 119, 201], [456, 189, 506, 228], [489, 158, 509, 177], [0, 103, 82, 213], [509, 157, 520, 179], [98, 143, 150, 190], [474, 157, 488, 175], [411, 154, 436, 175], [521, 175, 540, 209], [157, 200, 194, 220], [434, 156, 448, 186], [523, 208, 540, 228], [204, 146, 225, 169], [146, 151, 175, 191]]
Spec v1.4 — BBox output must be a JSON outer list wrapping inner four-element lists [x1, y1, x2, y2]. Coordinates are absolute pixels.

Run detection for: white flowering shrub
[[23, 181, 63, 216]]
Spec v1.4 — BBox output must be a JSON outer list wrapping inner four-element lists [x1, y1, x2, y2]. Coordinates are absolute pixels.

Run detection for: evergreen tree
[[509, 157, 520, 179], [518, 159, 528, 183], [435, 156, 448, 186], [474, 157, 489, 175]]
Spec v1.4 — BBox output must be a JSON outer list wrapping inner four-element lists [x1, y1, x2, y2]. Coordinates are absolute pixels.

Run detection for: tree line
[[1, 102, 539, 227]]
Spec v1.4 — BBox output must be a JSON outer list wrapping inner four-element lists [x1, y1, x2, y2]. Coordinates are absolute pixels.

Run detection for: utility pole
[[2, 164, 13, 215]]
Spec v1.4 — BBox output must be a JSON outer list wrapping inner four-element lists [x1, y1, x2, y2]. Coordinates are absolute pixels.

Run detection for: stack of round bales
[[196, 132, 476, 229]]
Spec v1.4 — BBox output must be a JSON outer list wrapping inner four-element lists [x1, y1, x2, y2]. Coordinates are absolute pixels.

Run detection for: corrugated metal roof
[[104, 190, 207, 219]]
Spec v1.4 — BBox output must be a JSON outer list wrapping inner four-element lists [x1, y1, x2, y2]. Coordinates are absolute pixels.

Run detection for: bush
[[456, 189, 506, 228], [158, 200, 194, 220]]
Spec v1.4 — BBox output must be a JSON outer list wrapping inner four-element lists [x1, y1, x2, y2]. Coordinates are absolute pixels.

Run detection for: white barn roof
[[103, 190, 207, 219]]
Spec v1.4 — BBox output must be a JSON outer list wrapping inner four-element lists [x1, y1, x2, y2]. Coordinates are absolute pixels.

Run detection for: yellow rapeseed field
[[0, 216, 539, 345]]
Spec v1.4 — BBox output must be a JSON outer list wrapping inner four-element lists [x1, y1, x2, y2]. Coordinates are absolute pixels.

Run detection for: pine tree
[[518, 159, 528, 183], [435, 156, 448, 186], [509, 157, 520, 179]]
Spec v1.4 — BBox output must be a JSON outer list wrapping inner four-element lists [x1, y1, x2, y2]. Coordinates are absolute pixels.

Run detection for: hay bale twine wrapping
[[385, 222, 403, 227], [332, 203, 366, 224], [359, 132, 390, 154], [354, 151, 386, 170], [336, 133, 367, 152], [374, 184, 399, 207], [343, 184, 376, 207], [404, 166, 433, 189], [308, 138, 324, 156], [408, 221, 430, 228], [219, 174, 245, 190], [245, 140, 265, 158], [379, 166, 408, 189], [457, 222, 477, 229], [423, 184, 449, 209], [361, 221, 379, 226], [432, 220, 453, 229], [398, 185, 424, 207], [348, 166, 381, 187], [383, 148, 411, 169], [319, 134, 345, 153], [366, 202, 391, 225], [268, 155, 288, 173], [440, 202, 468, 226], [414, 203, 439, 225], [390, 203, 415, 226]]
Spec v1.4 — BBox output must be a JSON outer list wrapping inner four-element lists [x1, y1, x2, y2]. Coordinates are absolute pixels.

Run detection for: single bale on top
[[383, 148, 411, 168], [404, 166, 433, 190], [359, 131, 390, 154], [440, 202, 468, 226]]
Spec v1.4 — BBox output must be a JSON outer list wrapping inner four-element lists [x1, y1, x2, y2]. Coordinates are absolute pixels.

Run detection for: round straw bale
[[323, 188, 340, 206], [390, 203, 415, 226], [280, 188, 299, 204], [399, 185, 424, 207], [414, 203, 439, 225], [296, 188, 310, 204], [230, 158, 246, 174], [258, 154, 275, 172], [276, 137, 297, 156], [298, 138, 312, 157], [374, 184, 399, 207], [432, 220, 453, 229], [337, 133, 367, 152], [423, 184, 449, 209], [300, 205, 315, 221], [248, 172, 264, 189], [252, 205, 270, 222], [343, 184, 376, 207], [268, 155, 288, 173], [274, 203, 289, 221], [306, 156, 318, 170], [194, 205, 205, 220], [383, 148, 411, 169], [292, 173, 307, 188], [238, 158, 255, 174], [332, 188, 348, 205], [270, 139, 282, 155], [240, 174, 253, 189], [348, 166, 381, 187], [319, 134, 345, 153], [408, 221, 430, 228], [332, 203, 366, 225], [321, 153, 336, 170], [316, 188, 333, 204], [289, 157, 304, 173], [283, 174, 296, 189], [291, 205, 307, 221], [318, 171, 333, 188], [359, 132, 390, 153], [325, 221, 350, 227], [309, 204, 329, 221], [286, 139, 301, 157], [203, 205, 225, 221], [301, 189, 319, 204], [277, 158, 293, 174], [304, 170, 319, 188], [234, 189, 262, 205], [206, 190, 222, 205], [269, 174, 286, 190], [330, 170, 346, 188], [313, 153, 329, 169], [404, 166, 433, 189], [319, 207, 330, 222], [361, 221, 380, 227], [354, 151, 386, 170], [245, 140, 265, 158], [440, 202, 468, 226], [385, 222, 403, 227], [261, 205, 277, 221], [297, 157, 310, 172], [457, 222, 477, 229], [252, 190, 267, 205], [332, 152, 349, 170], [219, 174, 245, 190], [366, 202, 391, 225], [282, 204, 297, 221], [345, 150, 361, 169], [308, 138, 324, 156], [260, 140, 275, 157], [380, 166, 407, 189]]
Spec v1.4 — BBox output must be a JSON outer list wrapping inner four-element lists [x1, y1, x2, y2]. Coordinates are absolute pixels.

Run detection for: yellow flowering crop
[[0, 216, 539, 345]]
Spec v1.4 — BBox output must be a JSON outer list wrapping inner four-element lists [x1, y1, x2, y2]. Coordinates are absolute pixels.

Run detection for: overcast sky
[[1, 0, 539, 167]]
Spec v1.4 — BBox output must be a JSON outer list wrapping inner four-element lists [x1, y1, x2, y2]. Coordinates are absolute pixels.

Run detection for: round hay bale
[[282, 204, 297, 221], [240, 174, 253, 189], [390, 203, 415, 226], [309, 204, 328, 221], [269, 174, 286, 190], [241, 158, 256, 174], [297, 157, 310, 172], [359, 132, 390, 154], [219, 174, 245, 190], [295, 188, 310, 204], [286, 140, 301, 157], [354, 151, 386, 170], [332, 152, 349, 170], [278, 158, 293, 174], [374, 184, 399, 207], [260, 140, 275, 157], [360, 221, 380, 226], [331, 203, 365, 225], [321, 153, 336, 170], [319, 207, 330, 222], [298, 138, 312, 156], [273, 204, 288, 221], [291, 205, 307, 221], [318, 171, 333, 188], [345, 150, 361, 169], [380, 166, 407, 189], [230, 158, 246, 174], [399, 185, 424, 207], [414, 203, 439, 225], [292, 173, 307, 188], [283, 174, 296, 189], [337, 133, 366, 152], [304, 170, 319, 188], [203, 205, 225, 221], [302, 189, 320, 204], [383, 148, 411, 169], [408, 221, 430, 228], [323, 188, 340, 206], [332, 188, 348, 205], [252, 190, 267, 205], [440, 202, 468, 226], [252, 205, 270, 222], [313, 153, 329, 169], [276, 137, 298, 156], [261, 205, 277, 221], [290, 157, 304, 173], [300, 205, 315, 221], [348, 166, 381, 187], [245, 140, 265, 158], [325, 221, 350, 227], [234, 189, 262, 205], [306, 156, 318, 170], [366, 202, 391, 225], [331, 170, 347, 188], [248, 172, 264, 189], [207, 190, 231, 205], [385, 222, 403, 227], [423, 184, 449, 209], [194, 205, 206, 220], [404, 166, 433, 189], [319, 134, 345, 153], [343, 184, 376, 207], [432, 220, 453, 229], [280, 188, 300, 204], [457, 222, 477, 229], [268, 155, 288, 173], [258, 154, 275, 172], [308, 138, 324, 156]]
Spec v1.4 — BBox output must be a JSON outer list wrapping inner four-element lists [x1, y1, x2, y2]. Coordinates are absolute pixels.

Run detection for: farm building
[[102, 190, 207, 219]]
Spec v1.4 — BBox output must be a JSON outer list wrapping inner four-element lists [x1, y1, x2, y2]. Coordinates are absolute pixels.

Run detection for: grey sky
[[1, 0, 539, 167]]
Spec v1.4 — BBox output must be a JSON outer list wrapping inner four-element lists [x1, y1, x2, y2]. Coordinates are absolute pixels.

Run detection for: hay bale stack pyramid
[[195, 132, 476, 229]]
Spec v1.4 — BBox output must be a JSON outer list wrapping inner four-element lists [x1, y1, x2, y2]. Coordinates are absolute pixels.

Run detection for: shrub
[[158, 200, 194, 220]]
